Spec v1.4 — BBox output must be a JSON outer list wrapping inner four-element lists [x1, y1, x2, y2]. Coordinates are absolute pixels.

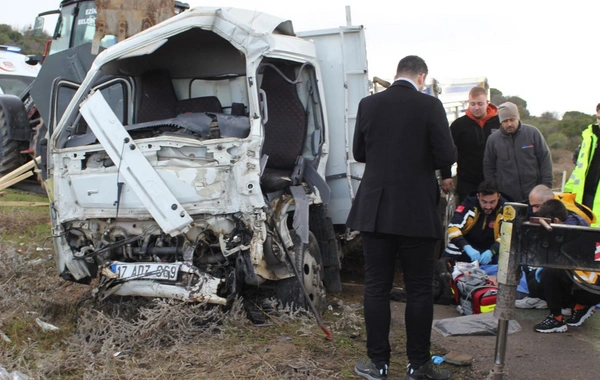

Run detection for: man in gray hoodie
[[483, 102, 553, 202]]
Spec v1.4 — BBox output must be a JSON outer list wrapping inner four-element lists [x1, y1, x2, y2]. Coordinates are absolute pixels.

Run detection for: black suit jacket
[[346, 80, 456, 239]]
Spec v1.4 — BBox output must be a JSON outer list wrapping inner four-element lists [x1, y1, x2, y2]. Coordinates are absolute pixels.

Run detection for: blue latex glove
[[480, 250, 493, 265], [535, 268, 543, 283], [432, 356, 445, 365], [463, 245, 481, 262]]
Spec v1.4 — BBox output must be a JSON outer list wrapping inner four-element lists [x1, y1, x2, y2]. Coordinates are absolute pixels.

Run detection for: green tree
[[490, 88, 505, 106], [559, 111, 595, 138], [547, 132, 569, 149], [489, 88, 530, 118], [540, 111, 559, 121], [0, 24, 50, 56]]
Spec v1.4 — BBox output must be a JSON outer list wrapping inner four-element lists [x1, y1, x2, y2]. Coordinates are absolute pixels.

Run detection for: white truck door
[[297, 26, 369, 225]]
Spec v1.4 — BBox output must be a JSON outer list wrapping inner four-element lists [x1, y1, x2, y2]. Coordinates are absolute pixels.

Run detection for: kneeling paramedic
[[443, 180, 505, 265]]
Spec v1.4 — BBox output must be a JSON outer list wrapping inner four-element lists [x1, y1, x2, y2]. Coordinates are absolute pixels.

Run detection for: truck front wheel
[[276, 231, 327, 314]]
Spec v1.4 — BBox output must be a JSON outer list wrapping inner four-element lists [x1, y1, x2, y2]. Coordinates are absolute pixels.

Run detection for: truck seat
[[176, 96, 223, 114], [137, 69, 178, 123], [259, 64, 307, 192], [138, 70, 225, 123]]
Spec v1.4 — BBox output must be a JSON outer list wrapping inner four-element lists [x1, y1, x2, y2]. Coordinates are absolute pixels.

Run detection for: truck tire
[[32, 122, 48, 183], [435, 192, 456, 259], [276, 231, 327, 314], [0, 108, 27, 177], [309, 204, 342, 292], [442, 193, 456, 246]]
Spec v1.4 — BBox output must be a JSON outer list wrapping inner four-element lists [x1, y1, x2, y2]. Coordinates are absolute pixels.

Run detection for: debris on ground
[[433, 312, 521, 337], [444, 351, 474, 366], [35, 318, 60, 332]]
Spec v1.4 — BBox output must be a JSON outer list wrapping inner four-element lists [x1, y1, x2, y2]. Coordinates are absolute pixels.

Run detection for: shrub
[[547, 132, 569, 150]]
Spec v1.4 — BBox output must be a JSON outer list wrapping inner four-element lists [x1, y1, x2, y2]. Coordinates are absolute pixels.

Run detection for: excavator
[[0, 0, 189, 179]]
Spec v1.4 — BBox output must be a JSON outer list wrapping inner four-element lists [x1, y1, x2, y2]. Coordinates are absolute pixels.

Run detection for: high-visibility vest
[[564, 125, 600, 227], [573, 270, 599, 285], [554, 193, 596, 225]]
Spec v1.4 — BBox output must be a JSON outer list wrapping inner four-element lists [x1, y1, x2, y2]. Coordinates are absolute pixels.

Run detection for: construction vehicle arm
[[92, 0, 177, 54]]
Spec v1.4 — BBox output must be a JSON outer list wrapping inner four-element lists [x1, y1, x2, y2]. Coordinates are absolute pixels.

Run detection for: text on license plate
[[111, 262, 180, 281]]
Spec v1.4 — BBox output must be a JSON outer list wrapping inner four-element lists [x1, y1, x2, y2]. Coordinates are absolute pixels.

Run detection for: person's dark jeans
[[541, 268, 600, 315], [524, 268, 544, 299], [361, 231, 436, 368]]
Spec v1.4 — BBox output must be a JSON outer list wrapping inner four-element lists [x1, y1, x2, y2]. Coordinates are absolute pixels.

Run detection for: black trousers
[[540, 268, 600, 316], [361, 231, 436, 367]]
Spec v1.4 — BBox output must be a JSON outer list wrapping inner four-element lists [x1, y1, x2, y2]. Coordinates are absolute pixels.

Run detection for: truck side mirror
[[33, 17, 45, 37]]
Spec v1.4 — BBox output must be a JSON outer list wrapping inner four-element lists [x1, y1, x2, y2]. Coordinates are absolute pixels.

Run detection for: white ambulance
[[0, 46, 41, 97]]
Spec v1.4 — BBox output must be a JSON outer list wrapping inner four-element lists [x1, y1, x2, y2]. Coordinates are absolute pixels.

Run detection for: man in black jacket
[[441, 86, 499, 203], [347, 55, 456, 380]]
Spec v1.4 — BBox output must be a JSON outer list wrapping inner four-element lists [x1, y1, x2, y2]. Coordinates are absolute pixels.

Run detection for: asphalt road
[[415, 304, 600, 380]]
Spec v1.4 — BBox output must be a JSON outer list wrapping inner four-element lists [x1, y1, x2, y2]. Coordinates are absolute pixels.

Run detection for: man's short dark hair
[[396, 55, 428, 78], [477, 180, 500, 196], [537, 199, 568, 222], [596, 103, 600, 112]]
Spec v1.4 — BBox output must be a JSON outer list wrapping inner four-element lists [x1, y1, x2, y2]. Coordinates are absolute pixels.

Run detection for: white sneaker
[[515, 297, 548, 309]]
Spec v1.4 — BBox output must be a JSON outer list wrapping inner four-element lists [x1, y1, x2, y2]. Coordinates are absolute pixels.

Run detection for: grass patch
[[0, 188, 48, 203], [0, 189, 51, 246]]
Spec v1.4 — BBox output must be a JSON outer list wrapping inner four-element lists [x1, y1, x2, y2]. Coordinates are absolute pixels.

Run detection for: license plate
[[111, 262, 180, 281]]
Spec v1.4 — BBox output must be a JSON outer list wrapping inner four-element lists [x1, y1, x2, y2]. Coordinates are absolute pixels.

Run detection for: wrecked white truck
[[39, 7, 370, 310]]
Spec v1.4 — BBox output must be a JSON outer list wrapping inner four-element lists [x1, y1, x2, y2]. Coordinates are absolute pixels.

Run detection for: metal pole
[[491, 320, 509, 380], [489, 202, 528, 379], [345, 6, 352, 26]]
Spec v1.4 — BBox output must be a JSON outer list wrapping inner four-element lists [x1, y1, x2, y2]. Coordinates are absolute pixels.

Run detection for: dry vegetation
[[0, 189, 374, 379], [551, 148, 576, 190], [0, 231, 363, 379]]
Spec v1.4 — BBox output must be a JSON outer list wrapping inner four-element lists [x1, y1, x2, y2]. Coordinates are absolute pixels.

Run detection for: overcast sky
[[2, 0, 598, 117]]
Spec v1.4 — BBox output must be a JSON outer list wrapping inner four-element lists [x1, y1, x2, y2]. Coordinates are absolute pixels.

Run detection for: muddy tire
[[435, 192, 456, 259], [309, 204, 342, 292], [0, 108, 27, 176], [31, 121, 47, 183], [276, 231, 327, 314]]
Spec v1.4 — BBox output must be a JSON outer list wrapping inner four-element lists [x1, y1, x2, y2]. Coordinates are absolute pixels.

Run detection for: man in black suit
[[348, 56, 456, 380]]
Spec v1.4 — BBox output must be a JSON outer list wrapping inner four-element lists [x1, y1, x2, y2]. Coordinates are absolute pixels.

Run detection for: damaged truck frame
[[38, 7, 370, 310]]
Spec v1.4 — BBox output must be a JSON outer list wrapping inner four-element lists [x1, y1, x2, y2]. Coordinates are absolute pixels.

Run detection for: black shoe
[[533, 314, 567, 333], [566, 306, 595, 326], [355, 358, 388, 380], [405, 359, 450, 380]]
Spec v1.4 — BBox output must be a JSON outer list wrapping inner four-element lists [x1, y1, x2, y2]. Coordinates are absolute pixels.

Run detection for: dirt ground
[[0, 149, 582, 379]]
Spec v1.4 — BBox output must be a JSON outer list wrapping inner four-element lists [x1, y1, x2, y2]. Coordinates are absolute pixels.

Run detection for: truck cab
[[44, 7, 371, 309]]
